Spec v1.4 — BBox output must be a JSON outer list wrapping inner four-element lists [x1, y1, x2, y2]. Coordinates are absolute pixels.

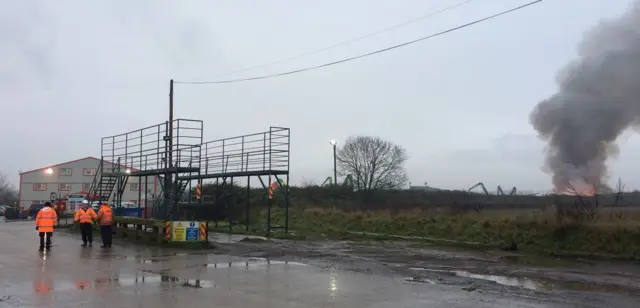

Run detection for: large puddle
[[409, 267, 555, 291], [453, 270, 549, 291], [407, 267, 633, 293], [6, 273, 217, 297], [11, 256, 308, 296], [209, 233, 269, 244], [203, 257, 307, 269]]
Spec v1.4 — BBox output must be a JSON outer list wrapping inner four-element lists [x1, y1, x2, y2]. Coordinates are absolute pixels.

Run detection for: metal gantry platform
[[186, 127, 291, 234], [89, 122, 291, 234], [88, 119, 203, 220]]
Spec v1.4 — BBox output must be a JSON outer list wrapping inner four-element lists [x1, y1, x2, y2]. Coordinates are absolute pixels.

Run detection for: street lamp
[[329, 140, 337, 186], [44, 168, 53, 175], [125, 169, 131, 174]]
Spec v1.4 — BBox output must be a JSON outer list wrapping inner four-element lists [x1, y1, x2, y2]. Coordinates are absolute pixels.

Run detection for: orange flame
[[554, 180, 596, 196]]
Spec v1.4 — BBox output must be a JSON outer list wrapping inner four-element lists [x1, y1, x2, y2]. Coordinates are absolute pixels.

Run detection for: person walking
[[74, 200, 97, 247], [36, 202, 58, 251], [96, 202, 113, 248]]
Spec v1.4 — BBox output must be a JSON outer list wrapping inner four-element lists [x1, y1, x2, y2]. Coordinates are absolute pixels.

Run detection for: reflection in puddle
[[209, 233, 268, 244], [408, 267, 551, 291], [405, 277, 437, 284], [25, 256, 305, 295], [453, 271, 550, 291], [26, 273, 216, 294], [204, 258, 307, 269], [97, 274, 216, 289], [329, 273, 338, 299], [121, 256, 159, 264]]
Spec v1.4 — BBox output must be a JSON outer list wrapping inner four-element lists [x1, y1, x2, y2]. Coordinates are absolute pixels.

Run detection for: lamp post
[[330, 140, 337, 186]]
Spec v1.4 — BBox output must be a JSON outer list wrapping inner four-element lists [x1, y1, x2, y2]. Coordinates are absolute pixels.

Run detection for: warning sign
[[172, 221, 187, 241], [171, 221, 202, 242]]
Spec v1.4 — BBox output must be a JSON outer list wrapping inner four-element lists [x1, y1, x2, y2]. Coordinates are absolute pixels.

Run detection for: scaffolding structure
[[180, 126, 291, 233], [89, 121, 291, 234], [88, 119, 203, 220]]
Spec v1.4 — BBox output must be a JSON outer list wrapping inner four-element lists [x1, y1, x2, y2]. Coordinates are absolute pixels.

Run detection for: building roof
[[20, 157, 100, 175], [19, 156, 140, 175]]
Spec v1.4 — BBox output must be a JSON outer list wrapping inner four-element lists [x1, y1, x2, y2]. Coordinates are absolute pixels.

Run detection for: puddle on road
[[453, 270, 550, 291], [407, 267, 629, 293], [405, 277, 437, 284], [115, 252, 210, 264], [409, 267, 552, 291], [209, 233, 268, 244], [24, 273, 216, 295], [203, 257, 307, 269], [108, 274, 216, 289]]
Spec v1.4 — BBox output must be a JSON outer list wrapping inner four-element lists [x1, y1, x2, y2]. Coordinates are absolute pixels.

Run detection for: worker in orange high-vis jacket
[[96, 202, 113, 248], [74, 200, 97, 247], [36, 202, 58, 251]]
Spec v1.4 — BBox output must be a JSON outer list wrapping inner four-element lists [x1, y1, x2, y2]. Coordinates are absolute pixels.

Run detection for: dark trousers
[[80, 223, 93, 244], [100, 225, 113, 247], [39, 232, 52, 249]]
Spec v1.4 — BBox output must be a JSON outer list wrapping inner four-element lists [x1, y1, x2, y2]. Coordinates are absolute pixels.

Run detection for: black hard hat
[[44, 202, 52, 207]]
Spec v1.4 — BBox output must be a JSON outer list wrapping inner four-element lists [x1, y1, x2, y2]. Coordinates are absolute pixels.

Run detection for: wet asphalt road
[[0, 221, 638, 308]]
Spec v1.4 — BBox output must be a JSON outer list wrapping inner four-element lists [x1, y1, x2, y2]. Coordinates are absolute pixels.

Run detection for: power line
[[208, 0, 480, 78], [175, 0, 542, 85]]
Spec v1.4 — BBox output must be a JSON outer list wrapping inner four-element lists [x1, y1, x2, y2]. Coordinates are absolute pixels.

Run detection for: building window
[[83, 183, 91, 191], [83, 168, 97, 176], [130, 183, 139, 191], [59, 183, 72, 191], [33, 184, 48, 191], [59, 167, 72, 176]]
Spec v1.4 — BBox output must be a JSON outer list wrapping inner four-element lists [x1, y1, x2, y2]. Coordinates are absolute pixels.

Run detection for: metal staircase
[[174, 179, 189, 203], [113, 163, 130, 206], [88, 158, 119, 204], [173, 160, 197, 203]]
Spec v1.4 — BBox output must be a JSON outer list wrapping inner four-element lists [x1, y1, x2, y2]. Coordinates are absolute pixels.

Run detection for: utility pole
[[332, 142, 337, 186], [164, 79, 174, 220], [169, 79, 174, 168]]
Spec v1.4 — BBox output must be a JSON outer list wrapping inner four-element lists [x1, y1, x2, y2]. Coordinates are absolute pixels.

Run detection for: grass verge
[[215, 207, 640, 261]]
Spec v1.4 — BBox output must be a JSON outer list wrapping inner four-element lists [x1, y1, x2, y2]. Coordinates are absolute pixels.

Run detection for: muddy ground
[[1, 222, 639, 307], [213, 233, 640, 306]]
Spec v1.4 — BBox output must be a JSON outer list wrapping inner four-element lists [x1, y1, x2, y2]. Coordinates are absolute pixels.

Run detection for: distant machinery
[[468, 182, 517, 195], [322, 174, 354, 188]]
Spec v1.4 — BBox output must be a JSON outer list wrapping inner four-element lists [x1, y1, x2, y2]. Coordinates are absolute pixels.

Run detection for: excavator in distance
[[468, 182, 517, 195], [322, 174, 354, 188]]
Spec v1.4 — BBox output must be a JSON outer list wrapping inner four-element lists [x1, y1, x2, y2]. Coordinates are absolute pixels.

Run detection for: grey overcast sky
[[1, 0, 638, 192]]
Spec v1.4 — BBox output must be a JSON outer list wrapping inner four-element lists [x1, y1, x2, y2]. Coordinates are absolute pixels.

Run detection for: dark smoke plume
[[530, 1, 640, 193]]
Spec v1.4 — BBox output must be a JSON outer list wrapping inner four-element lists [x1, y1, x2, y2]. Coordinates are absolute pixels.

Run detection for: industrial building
[[18, 157, 160, 209]]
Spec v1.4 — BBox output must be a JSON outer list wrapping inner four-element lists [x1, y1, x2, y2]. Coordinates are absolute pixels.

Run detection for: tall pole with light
[[330, 140, 337, 186]]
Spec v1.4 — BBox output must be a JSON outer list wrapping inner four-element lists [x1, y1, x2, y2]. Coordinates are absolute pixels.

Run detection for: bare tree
[[0, 172, 18, 205], [336, 136, 408, 191]]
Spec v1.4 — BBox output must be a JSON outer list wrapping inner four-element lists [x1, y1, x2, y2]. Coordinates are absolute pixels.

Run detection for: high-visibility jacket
[[96, 205, 113, 226], [36, 207, 58, 233], [74, 208, 97, 224]]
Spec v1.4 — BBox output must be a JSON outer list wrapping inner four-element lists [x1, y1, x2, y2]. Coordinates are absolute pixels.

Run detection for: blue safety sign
[[186, 227, 198, 241]]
